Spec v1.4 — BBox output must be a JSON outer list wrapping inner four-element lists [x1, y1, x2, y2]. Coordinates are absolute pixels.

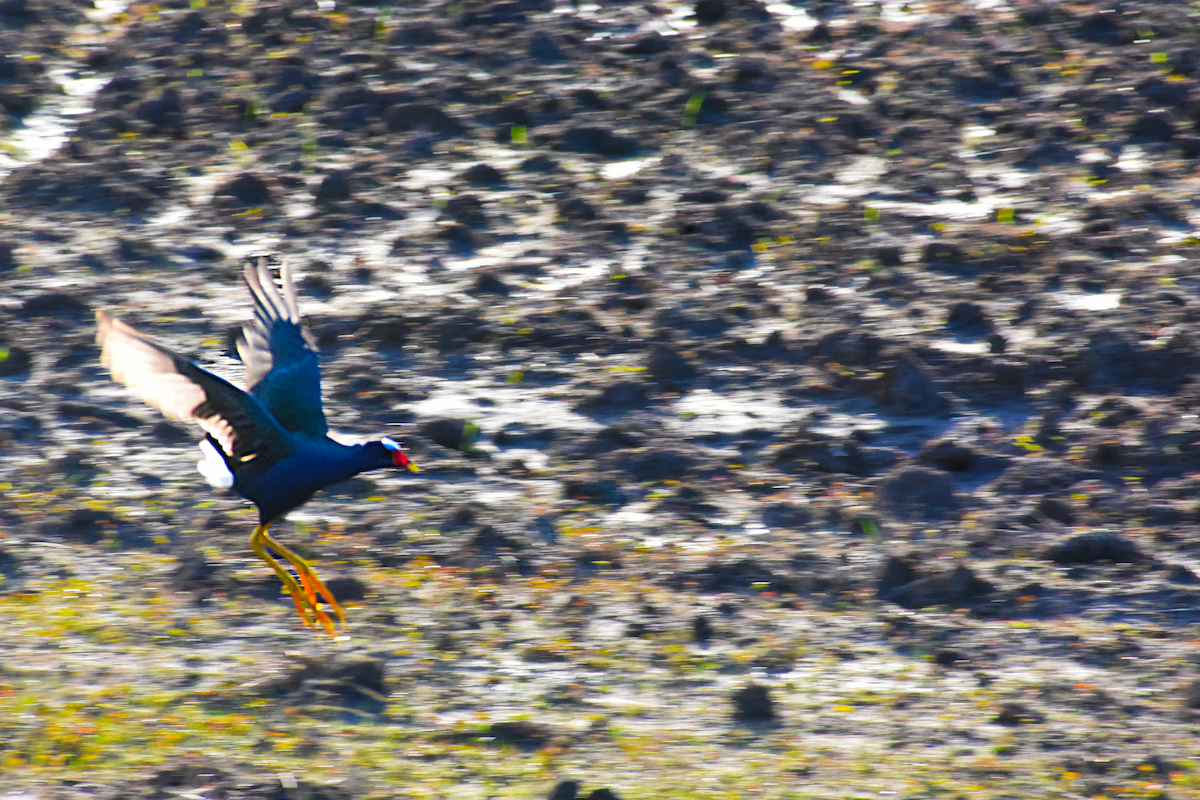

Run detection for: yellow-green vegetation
[[2, 541, 1197, 798]]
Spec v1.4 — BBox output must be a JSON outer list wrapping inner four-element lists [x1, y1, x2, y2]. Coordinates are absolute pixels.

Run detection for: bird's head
[[380, 436, 419, 473]]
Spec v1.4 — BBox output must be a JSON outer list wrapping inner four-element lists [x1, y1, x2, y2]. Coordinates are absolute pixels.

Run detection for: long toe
[[262, 530, 345, 632], [271, 560, 317, 629], [296, 566, 346, 626]]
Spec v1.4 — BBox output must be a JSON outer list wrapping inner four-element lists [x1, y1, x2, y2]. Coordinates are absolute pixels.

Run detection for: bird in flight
[[96, 257, 417, 634]]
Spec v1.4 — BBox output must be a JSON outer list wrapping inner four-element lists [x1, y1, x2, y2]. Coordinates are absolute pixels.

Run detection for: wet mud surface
[[3, 1, 1200, 798]]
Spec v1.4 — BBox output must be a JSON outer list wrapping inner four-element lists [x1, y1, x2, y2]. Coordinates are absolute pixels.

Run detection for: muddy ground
[[3, 0, 1200, 798]]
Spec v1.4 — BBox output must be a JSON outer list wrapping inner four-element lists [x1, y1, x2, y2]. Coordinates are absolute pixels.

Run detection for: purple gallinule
[[95, 257, 417, 633]]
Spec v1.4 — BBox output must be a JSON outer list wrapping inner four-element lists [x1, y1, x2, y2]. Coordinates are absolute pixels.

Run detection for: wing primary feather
[[280, 259, 302, 322], [236, 256, 328, 437], [254, 258, 293, 324], [96, 310, 286, 465]]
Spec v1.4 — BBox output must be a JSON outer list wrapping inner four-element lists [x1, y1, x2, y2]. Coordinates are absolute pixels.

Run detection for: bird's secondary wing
[[96, 310, 289, 469], [238, 258, 328, 438]]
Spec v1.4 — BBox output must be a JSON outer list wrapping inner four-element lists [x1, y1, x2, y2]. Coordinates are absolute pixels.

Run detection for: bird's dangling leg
[[250, 523, 317, 629], [250, 524, 345, 634]]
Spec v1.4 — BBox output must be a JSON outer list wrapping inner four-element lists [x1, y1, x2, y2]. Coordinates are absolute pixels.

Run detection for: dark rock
[[521, 154, 560, 172], [1032, 496, 1075, 525], [805, 285, 832, 302], [559, 425, 647, 457], [469, 271, 510, 296], [314, 171, 351, 201], [1045, 532, 1143, 565], [385, 103, 464, 137], [390, 19, 440, 46], [933, 649, 968, 667], [179, 244, 224, 261], [20, 292, 89, 316], [151, 420, 189, 443], [61, 508, 114, 544], [439, 224, 475, 248], [625, 448, 694, 481], [880, 351, 946, 415], [420, 418, 477, 452], [461, 163, 505, 185], [486, 720, 553, 748], [213, 172, 272, 206], [467, 525, 521, 552], [575, 380, 649, 411], [885, 564, 992, 609], [584, 790, 621, 800], [732, 58, 776, 92], [548, 781, 579, 800], [813, 329, 884, 366], [692, 614, 713, 643], [625, 32, 673, 56], [361, 316, 413, 345], [875, 245, 904, 266], [0, 241, 15, 270], [557, 197, 597, 222], [917, 440, 976, 472], [681, 189, 728, 203], [298, 273, 334, 297], [993, 702, 1045, 726], [876, 555, 918, 598], [494, 422, 557, 446], [136, 87, 184, 132], [694, 0, 727, 23], [946, 301, 991, 335], [1128, 111, 1175, 143], [732, 682, 776, 721], [922, 241, 966, 266], [529, 30, 565, 62], [0, 345, 32, 376], [761, 503, 812, 529], [645, 344, 697, 380], [1186, 680, 1200, 709], [57, 401, 142, 428], [171, 547, 217, 592], [116, 237, 158, 262], [563, 480, 625, 506], [767, 432, 870, 477], [270, 88, 309, 114], [876, 466, 958, 519], [172, 10, 203, 42], [672, 558, 786, 593], [990, 459, 1099, 494], [312, 656, 387, 714], [435, 311, 492, 351], [461, 2, 528, 26], [325, 576, 367, 602], [559, 126, 639, 157], [446, 194, 487, 226], [0, 0, 34, 19], [1166, 564, 1198, 584]]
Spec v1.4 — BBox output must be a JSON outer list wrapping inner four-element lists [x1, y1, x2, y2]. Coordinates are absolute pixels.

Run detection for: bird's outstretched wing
[[238, 258, 328, 438], [96, 310, 289, 468]]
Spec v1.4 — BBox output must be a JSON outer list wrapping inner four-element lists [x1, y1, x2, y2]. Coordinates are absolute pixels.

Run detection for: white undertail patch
[[197, 439, 234, 488]]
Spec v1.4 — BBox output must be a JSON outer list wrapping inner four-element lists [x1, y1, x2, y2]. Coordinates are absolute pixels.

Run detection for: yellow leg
[[249, 523, 346, 634], [259, 527, 346, 631]]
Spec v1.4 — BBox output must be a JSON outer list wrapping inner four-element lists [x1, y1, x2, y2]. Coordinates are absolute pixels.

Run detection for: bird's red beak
[[393, 449, 419, 472], [382, 437, 419, 473]]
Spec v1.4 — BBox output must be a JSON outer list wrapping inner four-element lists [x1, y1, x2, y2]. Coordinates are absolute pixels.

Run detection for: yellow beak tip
[[407, 462, 420, 473]]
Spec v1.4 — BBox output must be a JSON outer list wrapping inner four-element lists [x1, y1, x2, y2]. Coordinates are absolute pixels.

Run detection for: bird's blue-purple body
[[228, 437, 405, 524]]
